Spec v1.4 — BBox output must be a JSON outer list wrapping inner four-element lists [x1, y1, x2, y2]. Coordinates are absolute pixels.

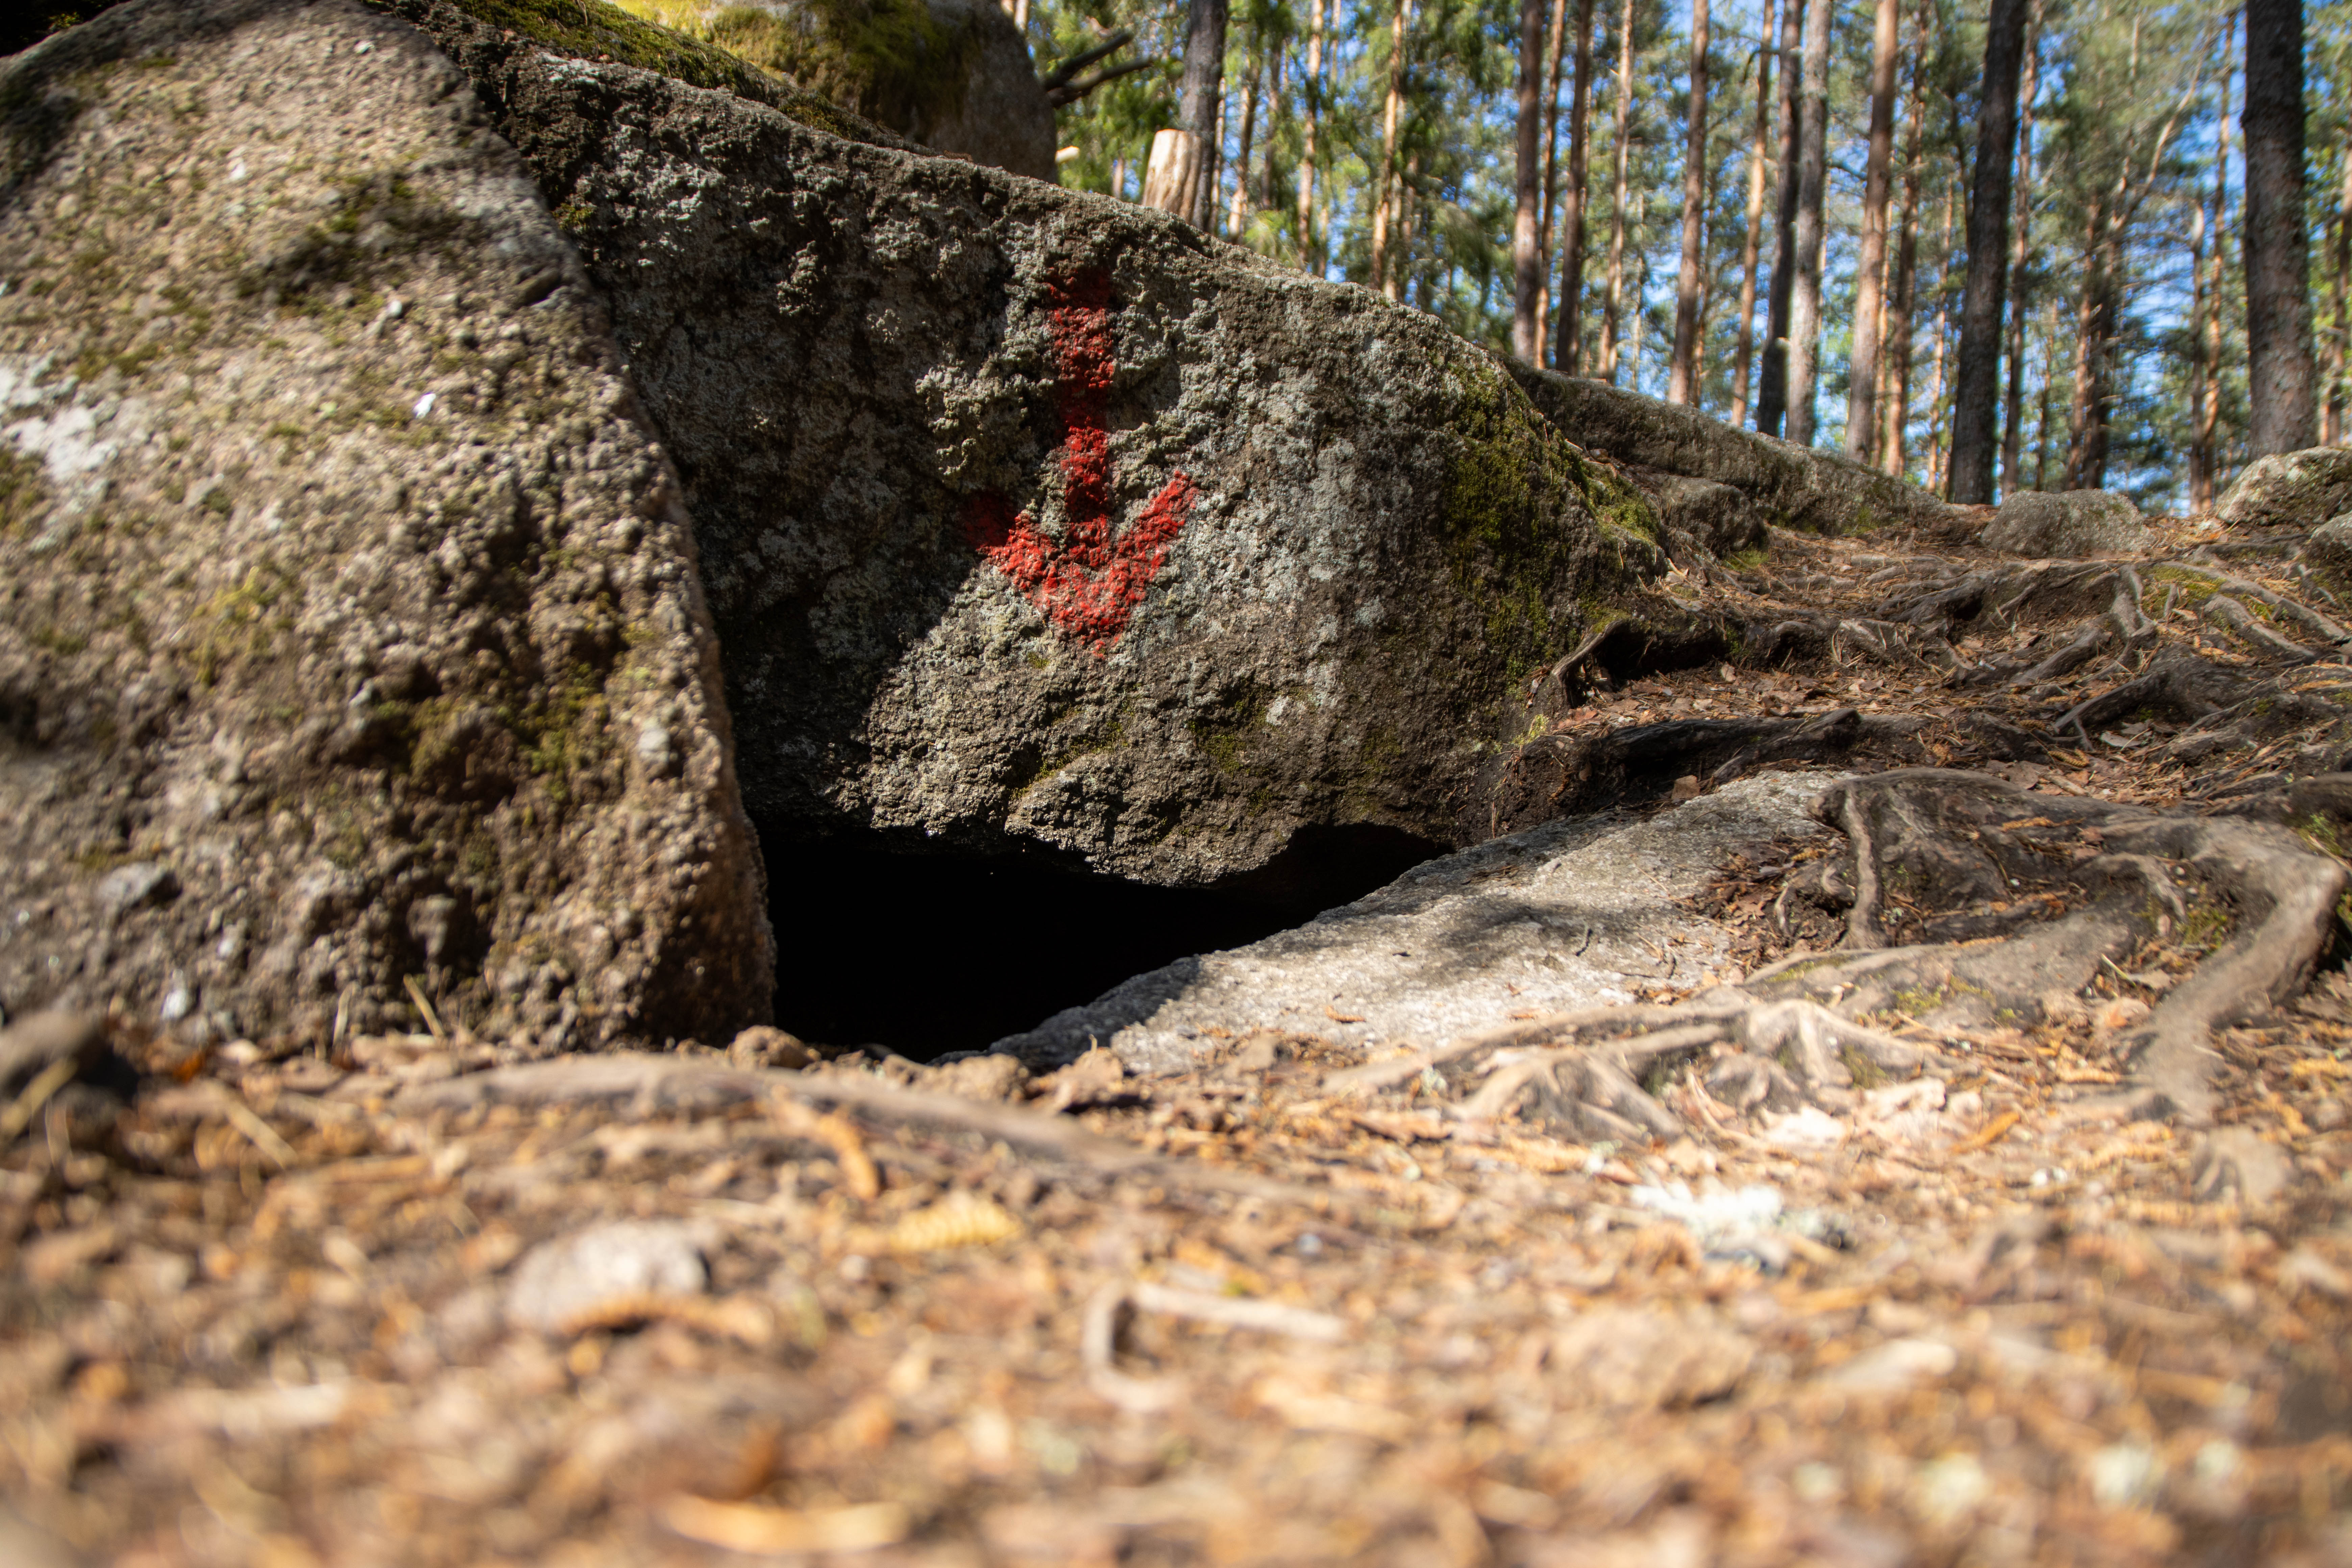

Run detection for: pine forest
[[1034, 0, 2352, 510]]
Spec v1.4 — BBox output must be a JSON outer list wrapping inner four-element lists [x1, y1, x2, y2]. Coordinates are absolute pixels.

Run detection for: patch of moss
[[1720, 545, 1768, 572], [192, 558, 300, 685], [0, 448, 50, 536], [1190, 688, 1270, 775], [704, 0, 976, 132], [1439, 365, 1656, 685]]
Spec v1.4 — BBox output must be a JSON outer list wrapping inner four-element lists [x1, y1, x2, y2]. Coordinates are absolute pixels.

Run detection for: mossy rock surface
[[1504, 366, 1970, 540], [0, 0, 770, 1050]]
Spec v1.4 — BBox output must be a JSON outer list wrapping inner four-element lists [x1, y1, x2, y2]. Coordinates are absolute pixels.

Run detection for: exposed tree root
[[1411, 769, 2345, 1142]]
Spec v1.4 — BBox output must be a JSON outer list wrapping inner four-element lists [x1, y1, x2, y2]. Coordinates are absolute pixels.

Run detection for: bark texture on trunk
[[1667, 0, 1711, 405], [2242, 0, 2316, 458], [1844, 0, 1900, 459], [2330, 145, 2352, 445], [1880, 0, 1929, 475], [2195, 14, 2233, 508], [1297, 0, 1326, 271], [1555, 0, 1599, 372], [1945, 0, 2029, 503], [1730, 0, 1776, 428], [1597, 0, 1637, 381], [1538, 0, 1570, 363], [1514, 0, 1550, 362], [1226, 51, 1258, 239], [1371, 0, 1411, 300], [1755, 0, 1803, 434], [1782, 0, 1830, 445], [1999, 1, 2038, 495], [1178, 0, 1229, 231]]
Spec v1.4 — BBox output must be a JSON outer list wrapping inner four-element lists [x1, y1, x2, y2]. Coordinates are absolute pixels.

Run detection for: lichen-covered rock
[[1504, 367, 1971, 540], [1979, 489, 2149, 558], [432, 40, 1663, 888], [2218, 446, 2352, 530], [0, 0, 771, 1050], [692, 0, 1057, 180]]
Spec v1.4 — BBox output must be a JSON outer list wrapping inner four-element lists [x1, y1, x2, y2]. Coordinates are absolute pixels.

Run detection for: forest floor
[[5, 510, 2352, 1568]]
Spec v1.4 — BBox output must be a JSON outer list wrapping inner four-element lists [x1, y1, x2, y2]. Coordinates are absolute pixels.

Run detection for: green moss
[[704, 0, 976, 132], [1720, 546, 1768, 572], [552, 197, 594, 231], [192, 558, 300, 685], [0, 448, 50, 537], [1190, 688, 1269, 775], [1439, 365, 1656, 685], [2300, 813, 2348, 861]]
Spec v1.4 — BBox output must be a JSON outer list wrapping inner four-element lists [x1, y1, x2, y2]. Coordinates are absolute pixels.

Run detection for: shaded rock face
[[710, 0, 1057, 180], [0, 0, 771, 1050], [1505, 368, 1969, 540], [993, 771, 1834, 1070], [2303, 517, 2352, 592], [433, 41, 1662, 889], [2218, 446, 2352, 531], [1978, 489, 2149, 559]]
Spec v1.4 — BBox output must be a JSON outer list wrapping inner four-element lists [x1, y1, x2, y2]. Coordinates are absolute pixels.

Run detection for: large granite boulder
[[1504, 366, 1973, 540], [2218, 446, 2352, 530], [0, 0, 771, 1050], [417, 25, 1664, 889], [1978, 489, 2150, 558]]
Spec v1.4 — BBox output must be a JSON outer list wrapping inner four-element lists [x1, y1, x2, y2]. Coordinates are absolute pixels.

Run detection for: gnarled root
[[1369, 769, 2346, 1143]]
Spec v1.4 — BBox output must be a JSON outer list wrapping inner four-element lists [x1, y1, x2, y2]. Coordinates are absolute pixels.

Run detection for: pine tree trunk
[[1925, 179, 1955, 491], [2244, 0, 2317, 457], [1755, 0, 1804, 434], [1945, 0, 2027, 499], [1555, 0, 1599, 371], [1998, 0, 2038, 495], [2064, 202, 2118, 489], [1178, 0, 1229, 231], [2190, 190, 2210, 482], [1371, 0, 1411, 299], [1257, 45, 1282, 213], [1782, 0, 1830, 444], [1538, 0, 1570, 363], [2195, 15, 2233, 507], [2326, 130, 2352, 443], [2034, 295, 2058, 489], [1597, 0, 1638, 382], [1514, 0, 1551, 361], [1730, 0, 1776, 428], [1880, 0, 1928, 475], [1296, 0, 1326, 272], [1226, 49, 1259, 238], [1844, 0, 1900, 457], [1667, 0, 1712, 404]]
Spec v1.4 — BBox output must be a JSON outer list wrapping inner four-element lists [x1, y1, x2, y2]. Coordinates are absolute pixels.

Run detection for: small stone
[[505, 1220, 707, 1335], [927, 1052, 1028, 1102], [727, 1025, 811, 1071], [1670, 775, 1702, 802], [94, 861, 179, 919], [2091, 996, 2150, 1034], [2308, 1095, 2348, 1131]]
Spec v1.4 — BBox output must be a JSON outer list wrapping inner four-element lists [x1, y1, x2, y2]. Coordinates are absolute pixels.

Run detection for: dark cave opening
[[758, 820, 1446, 1060]]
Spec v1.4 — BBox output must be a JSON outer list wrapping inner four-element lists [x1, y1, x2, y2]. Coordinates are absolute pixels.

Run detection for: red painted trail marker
[[962, 270, 1197, 654]]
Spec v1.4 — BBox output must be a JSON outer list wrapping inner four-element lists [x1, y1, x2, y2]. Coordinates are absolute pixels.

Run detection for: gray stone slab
[[992, 770, 1841, 1072]]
